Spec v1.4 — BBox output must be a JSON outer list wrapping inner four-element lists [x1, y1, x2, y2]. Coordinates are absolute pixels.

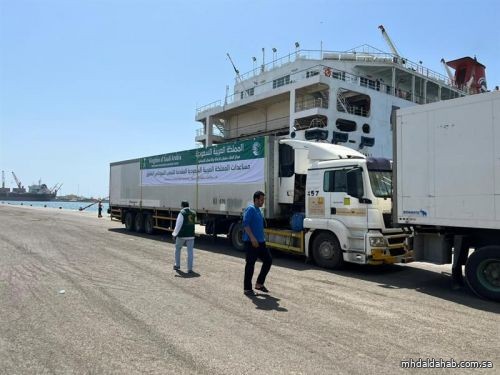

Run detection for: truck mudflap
[[369, 233, 414, 265]]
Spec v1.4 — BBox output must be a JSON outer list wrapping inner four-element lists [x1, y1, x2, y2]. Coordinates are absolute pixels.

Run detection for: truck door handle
[[331, 207, 336, 214]]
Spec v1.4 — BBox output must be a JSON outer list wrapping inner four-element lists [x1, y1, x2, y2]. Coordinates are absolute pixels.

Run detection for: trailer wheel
[[312, 232, 344, 269], [134, 212, 145, 233], [144, 214, 155, 235], [124, 212, 135, 232], [465, 246, 500, 301], [230, 222, 245, 252]]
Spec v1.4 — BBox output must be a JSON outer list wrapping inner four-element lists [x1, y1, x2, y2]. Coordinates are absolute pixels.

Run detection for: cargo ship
[[0, 171, 61, 201]]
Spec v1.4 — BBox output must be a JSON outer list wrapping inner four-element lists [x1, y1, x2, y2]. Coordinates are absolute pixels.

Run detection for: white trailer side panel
[[495, 96, 500, 220], [110, 136, 280, 218], [396, 91, 500, 229], [110, 159, 142, 206]]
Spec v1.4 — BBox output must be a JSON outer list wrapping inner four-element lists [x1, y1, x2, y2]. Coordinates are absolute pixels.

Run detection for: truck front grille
[[389, 247, 406, 256], [387, 236, 405, 246]]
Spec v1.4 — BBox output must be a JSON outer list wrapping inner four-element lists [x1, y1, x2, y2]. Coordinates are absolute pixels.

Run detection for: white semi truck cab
[[268, 139, 412, 268]]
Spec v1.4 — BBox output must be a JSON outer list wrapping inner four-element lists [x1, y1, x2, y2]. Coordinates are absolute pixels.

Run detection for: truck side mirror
[[346, 168, 364, 199]]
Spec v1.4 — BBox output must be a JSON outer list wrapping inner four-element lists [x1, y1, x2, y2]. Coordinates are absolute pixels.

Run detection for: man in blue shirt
[[243, 191, 272, 296]]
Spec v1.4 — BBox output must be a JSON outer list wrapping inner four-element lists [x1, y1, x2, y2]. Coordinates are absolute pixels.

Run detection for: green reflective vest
[[177, 208, 196, 237]]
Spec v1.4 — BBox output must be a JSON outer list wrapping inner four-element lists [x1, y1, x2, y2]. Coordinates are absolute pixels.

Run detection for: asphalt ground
[[0, 205, 498, 374]]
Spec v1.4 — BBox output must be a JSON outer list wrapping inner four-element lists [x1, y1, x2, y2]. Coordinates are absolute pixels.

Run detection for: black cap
[[181, 201, 189, 208]]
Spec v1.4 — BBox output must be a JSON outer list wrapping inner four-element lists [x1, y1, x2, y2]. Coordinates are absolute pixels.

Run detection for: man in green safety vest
[[172, 201, 196, 273]]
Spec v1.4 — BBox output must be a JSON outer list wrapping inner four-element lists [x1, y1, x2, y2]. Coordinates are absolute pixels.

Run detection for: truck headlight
[[369, 237, 387, 247]]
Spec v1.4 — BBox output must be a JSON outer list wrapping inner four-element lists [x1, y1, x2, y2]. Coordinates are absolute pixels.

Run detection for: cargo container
[[395, 91, 500, 301]]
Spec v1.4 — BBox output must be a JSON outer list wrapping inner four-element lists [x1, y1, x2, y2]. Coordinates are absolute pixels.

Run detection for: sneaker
[[173, 265, 180, 271], [244, 289, 256, 296], [255, 285, 269, 293], [187, 270, 194, 274]]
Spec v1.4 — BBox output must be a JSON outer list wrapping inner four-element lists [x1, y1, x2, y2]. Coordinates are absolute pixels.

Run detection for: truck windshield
[[368, 170, 392, 198]]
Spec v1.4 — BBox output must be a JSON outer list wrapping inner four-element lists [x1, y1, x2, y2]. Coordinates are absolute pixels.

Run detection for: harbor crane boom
[[378, 25, 401, 58], [226, 52, 248, 95], [226, 53, 239, 75], [226, 52, 242, 83], [440, 58, 455, 85], [11, 172, 22, 189], [54, 183, 63, 193]]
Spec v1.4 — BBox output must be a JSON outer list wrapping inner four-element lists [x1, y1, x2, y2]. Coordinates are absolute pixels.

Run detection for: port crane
[[50, 183, 63, 194], [11, 172, 22, 189]]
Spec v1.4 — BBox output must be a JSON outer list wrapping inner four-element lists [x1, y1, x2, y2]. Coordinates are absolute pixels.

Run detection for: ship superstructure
[[195, 28, 485, 158]]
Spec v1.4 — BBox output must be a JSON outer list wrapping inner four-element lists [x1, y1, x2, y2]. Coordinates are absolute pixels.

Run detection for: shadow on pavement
[[246, 293, 288, 312], [108, 228, 500, 312], [174, 270, 200, 278]]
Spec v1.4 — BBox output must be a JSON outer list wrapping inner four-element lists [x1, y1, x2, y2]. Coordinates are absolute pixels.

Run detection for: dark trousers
[[244, 241, 272, 290]]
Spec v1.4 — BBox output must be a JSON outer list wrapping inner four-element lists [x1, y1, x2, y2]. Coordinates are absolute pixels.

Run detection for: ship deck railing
[[234, 45, 452, 85], [197, 64, 465, 115]]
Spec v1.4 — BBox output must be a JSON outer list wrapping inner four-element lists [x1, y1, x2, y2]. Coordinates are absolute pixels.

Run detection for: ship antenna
[[261, 47, 265, 72]]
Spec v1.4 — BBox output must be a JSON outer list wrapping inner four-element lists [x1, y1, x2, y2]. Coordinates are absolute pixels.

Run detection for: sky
[[1, 0, 499, 198]]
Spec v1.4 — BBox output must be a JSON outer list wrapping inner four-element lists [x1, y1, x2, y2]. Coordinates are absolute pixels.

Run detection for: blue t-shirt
[[242, 204, 265, 243]]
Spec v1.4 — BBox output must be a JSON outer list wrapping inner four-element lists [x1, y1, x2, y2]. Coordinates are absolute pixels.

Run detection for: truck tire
[[134, 212, 145, 233], [312, 232, 344, 269], [465, 246, 500, 301], [230, 222, 245, 252], [124, 212, 135, 232], [144, 214, 155, 235]]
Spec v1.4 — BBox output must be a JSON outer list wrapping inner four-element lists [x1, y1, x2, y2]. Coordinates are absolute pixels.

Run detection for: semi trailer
[[109, 135, 411, 269]]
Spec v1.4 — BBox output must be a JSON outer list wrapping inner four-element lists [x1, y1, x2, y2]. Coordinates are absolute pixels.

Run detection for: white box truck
[[109, 135, 412, 269], [395, 91, 500, 301]]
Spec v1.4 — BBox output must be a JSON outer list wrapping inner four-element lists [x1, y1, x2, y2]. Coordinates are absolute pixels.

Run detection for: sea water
[[0, 200, 110, 213]]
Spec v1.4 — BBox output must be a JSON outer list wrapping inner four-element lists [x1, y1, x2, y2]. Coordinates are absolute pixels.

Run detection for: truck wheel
[[230, 222, 245, 252], [124, 212, 135, 232], [465, 246, 500, 301], [312, 232, 344, 269], [144, 214, 155, 235], [134, 212, 145, 233]]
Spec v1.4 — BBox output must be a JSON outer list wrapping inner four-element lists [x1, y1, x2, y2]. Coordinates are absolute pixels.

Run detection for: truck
[[395, 90, 500, 301], [109, 135, 412, 270]]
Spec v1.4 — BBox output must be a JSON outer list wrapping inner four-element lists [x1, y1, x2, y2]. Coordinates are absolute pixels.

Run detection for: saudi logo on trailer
[[252, 141, 262, 157]]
